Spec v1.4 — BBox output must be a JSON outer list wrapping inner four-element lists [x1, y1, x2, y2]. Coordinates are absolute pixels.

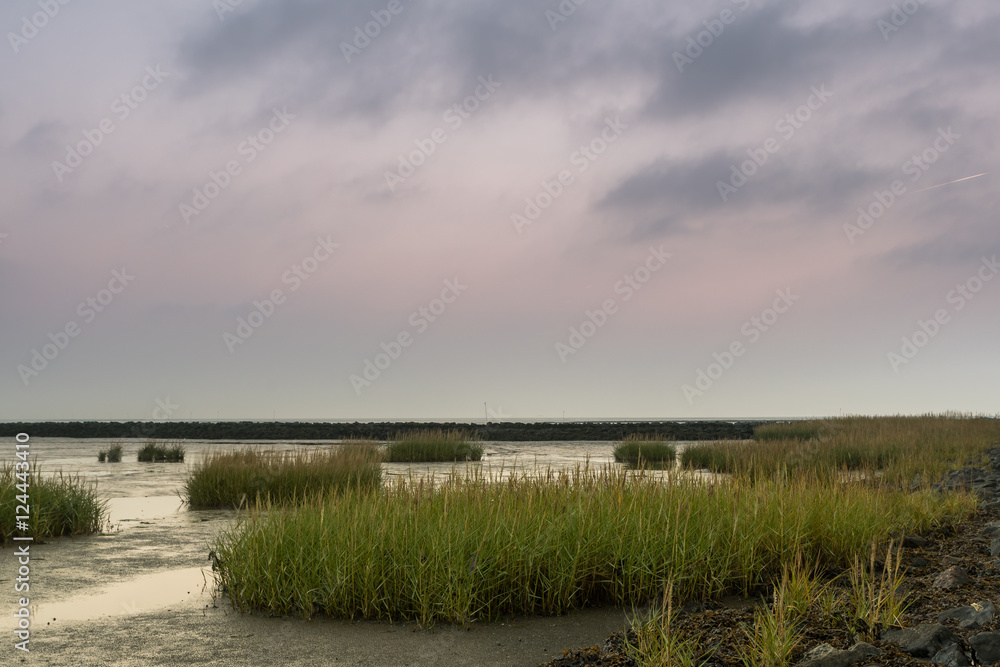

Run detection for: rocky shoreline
[[540, 445, 1000, 667]]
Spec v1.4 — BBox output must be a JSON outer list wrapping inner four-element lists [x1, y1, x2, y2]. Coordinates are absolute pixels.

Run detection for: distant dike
[[0, 421, 771, 442]]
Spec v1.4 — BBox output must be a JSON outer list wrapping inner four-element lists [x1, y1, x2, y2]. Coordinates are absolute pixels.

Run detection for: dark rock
[[937, 601, 996, 629], [970, 631, 1000, 665], [601, 629, 636, 657], [985, 521, 1000, 538], [941, 555, 963, 567], [903, 535, 929, 548], [680, 600, 706, 615], [911, 557, 931, 568], [932, 643, 971, 666], [991, 538, 1000, 558], [933, 566, 971, 589], [677, 599, 722, 615], [797, 642, 882, 667], [883, 624, 960, 658]]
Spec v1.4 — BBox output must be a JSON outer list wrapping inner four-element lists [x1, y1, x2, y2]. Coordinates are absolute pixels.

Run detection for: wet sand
[[3, 438, 676, 666], [20, 603, 632, 666]]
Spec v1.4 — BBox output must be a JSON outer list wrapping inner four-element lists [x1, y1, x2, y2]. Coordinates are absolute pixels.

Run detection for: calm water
[[15, 437, 711, 496]]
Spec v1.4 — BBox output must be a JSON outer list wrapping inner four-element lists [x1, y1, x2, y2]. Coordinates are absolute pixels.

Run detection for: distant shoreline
[[0, 420, 775, 441]]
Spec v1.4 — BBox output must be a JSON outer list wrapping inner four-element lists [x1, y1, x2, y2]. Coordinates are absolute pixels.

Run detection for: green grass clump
[[184, 441, 383, 508], [98, 443, 123, 463], [680, 440, 747, 473], [612, 434, 675, 466], [1, 464, 108, 544], [137, 440, 185, 462], [385, 429, 483, 462], [211, 464, 974, 626]]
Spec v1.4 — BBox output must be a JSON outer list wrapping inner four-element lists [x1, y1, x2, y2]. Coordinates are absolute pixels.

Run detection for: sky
[[0, 0, 997, 422]]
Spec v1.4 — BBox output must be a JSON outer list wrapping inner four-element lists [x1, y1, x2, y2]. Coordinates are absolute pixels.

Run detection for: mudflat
[[3, 438, 637, 666]]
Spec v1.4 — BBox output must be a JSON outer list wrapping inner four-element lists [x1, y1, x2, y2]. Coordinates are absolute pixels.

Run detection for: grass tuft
[[385, 429, 483, 462], [845, 539, 909, 640], [137, 440, 185, 463], [1, 463, 107, 544], [613, 434, 675, 467], [625, 583, 703, 667], [184, 441, 382, 508], [738, 574, 802, 667], [98, 443, 123, 463]]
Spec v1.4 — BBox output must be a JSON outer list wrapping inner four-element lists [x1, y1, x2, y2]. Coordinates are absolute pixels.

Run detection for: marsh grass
[[845, 540, 909, 639], [613, 434, 675, 467], [211, 463, 974, 625], [680, 439, 750, 473], [632, 525, 923, 665], [738, 576, 802, 667], [1, 463, 107, 544], [682, 415, 999, 483], [98, 443, 123, 463], [137, 440, 185, 463], [184, 441, 382, 508], [754, 422, 826, 441], [625, 583, 703, 667], [385, 429, 483, 462]]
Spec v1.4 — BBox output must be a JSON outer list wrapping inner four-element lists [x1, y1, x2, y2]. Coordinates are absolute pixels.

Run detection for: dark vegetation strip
[[0, 420, 769, 441]]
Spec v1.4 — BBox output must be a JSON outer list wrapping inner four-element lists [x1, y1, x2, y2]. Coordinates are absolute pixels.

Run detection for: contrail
[[909, 172, 990, 194]]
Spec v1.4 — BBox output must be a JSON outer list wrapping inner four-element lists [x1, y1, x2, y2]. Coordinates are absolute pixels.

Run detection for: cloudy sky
[[1, 0, 997, 422]]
